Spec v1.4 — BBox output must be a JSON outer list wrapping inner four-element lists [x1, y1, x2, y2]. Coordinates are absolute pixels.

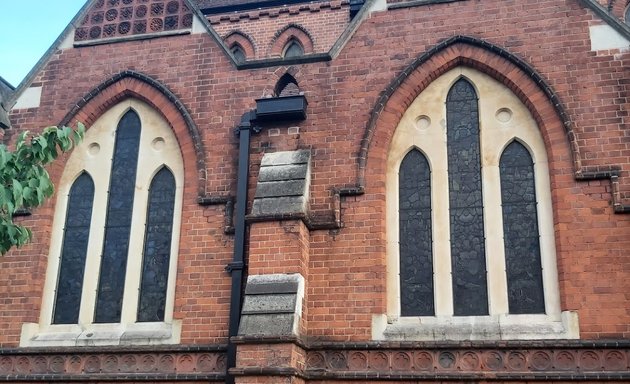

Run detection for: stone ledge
[[372, 312, 579, 342], [20, 321, 182, 348]]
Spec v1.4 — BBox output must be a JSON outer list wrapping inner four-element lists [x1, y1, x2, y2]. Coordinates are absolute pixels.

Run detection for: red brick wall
[[208, 0, 349, 59], [1, 0, 629, 349]]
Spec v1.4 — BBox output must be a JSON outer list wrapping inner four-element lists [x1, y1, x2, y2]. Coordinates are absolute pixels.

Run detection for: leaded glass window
[[399, 149, 434, 316], [32, 99, 185, 348], [446, 78, 488, 316], [94, 109, 141, 323], [500, 141, 545, 314], [52, 173, 94, 324], [137, 167, 176, 322], [231, 44, 246, 63], [283, 40, 304, 58], [385, 68, 564, 340]]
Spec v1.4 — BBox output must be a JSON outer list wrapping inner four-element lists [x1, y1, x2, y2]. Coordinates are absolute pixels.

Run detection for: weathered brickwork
[[1, 0, 629, 381]]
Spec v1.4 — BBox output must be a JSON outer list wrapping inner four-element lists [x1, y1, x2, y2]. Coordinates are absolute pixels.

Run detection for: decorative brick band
[[305, 343, 630, 381], [207, 0, 349, 24], [0, 346, 226, 381]]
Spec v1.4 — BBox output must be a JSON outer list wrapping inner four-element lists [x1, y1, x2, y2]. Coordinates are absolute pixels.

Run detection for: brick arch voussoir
[[269, 24, 315, 57], [360, 35, 579, 189], [223, 30, 257, 59], [59, 70, 207, 198]]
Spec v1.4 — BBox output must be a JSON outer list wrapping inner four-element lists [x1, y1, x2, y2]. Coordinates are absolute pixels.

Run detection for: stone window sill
[[372, 311, 579, 341], [19, 320, 182, 347]]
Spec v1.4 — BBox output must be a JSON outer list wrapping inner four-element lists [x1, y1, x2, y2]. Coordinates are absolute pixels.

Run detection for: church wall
[[0, 0, 629, 380]]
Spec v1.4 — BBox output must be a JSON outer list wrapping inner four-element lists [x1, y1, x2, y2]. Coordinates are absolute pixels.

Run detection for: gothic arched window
[[381, 67, 575, 341], [283, 39, 304, 58], [230, 44, 246, 63], [24, 99, 184, 347]]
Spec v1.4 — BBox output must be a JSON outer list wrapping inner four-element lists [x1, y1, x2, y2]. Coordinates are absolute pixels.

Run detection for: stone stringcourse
[[74, 0, 193, 42], [0, 346, 226, 381], [304, 342, 630, 380]]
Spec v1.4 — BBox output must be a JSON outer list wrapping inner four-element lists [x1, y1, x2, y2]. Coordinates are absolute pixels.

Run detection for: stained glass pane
[[500, 141, 545, 314], [399, 150, 434, 316], [447, 78, 489, 316], [94, 110, 141, 323], [52, 173, 94, 324], [137, 168, 176, 322]]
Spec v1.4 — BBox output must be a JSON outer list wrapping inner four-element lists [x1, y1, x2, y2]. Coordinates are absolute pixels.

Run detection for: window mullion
[[482, 163, 509, 316]]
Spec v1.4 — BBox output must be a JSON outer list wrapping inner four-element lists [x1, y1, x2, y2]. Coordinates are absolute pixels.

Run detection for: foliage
[[0, 124, 85, 254]]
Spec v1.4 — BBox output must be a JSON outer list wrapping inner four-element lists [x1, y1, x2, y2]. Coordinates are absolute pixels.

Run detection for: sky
[[0, 1, 87, 87]]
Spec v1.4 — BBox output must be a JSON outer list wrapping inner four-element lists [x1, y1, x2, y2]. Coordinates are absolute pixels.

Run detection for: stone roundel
[[580, 351, 601, 370], [0, 357, 13, 374], [604, 351, 626, 370], [438, 351, 456, 369], [392, 352, 412, 370], [348, 352, 368, 370], [507, 351, 527, 371], [196, 354, 216, 372], [554, 351, 576, 371], [460, 351, 480, 370], [483, 351, 504, 370], [369, 351, 389, 370], [414, 351, 433, 370], [306, 352, 326, 369], [530, 351, 552, 371], [329, 352, 348, 370]]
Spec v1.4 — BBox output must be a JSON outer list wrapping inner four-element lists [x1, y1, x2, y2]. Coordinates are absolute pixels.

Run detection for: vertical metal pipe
[[225, 111, 255, 384]]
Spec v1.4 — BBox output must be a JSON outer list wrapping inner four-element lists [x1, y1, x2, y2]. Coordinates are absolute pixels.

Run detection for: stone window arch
[[376, 67, 578, 341], [21, 99, 184, 347]]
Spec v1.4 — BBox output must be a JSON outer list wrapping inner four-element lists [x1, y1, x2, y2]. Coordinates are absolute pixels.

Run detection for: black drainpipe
[[224, 96, 307, 383], [225, 110, 260, 384]]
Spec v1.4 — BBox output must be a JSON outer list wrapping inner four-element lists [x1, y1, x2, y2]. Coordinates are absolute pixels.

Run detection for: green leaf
[[1, 123, 85, 254], [12, 179, 23, 209]]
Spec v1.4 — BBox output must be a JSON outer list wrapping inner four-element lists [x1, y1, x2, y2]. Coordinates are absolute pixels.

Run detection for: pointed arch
[[361, 35, 578, 191], [283, 39, 304, 58], [269, 24, 315, 57], [499, 140, 545, 314], [58, 70, 206, 198], [608, 0, 630, 21], [398, 149, 433, 316], [445, 78, 487, 316], [274, 73, 301, 97], [138, 166, 177, 322], [52, 171, 94, 325], [94, 109, 142, 323], [223, 30, 256, 60]]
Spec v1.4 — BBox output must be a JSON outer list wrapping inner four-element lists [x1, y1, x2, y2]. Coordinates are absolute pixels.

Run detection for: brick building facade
[[0, 0, 629, 382]]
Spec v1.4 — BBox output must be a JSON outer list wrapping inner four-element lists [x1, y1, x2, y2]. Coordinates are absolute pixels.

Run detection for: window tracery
[[379, 67, 575, 341], [22, 99, 184, 347]]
